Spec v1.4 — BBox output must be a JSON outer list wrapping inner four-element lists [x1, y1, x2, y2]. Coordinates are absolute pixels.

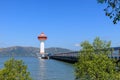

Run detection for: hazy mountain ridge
[[0, 46, 72, 56]]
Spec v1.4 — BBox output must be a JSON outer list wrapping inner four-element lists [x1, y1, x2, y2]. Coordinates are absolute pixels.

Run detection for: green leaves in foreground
[[0, 58, 32, 80], [75, 37, 120, 80], [97, 0, 120, 24]]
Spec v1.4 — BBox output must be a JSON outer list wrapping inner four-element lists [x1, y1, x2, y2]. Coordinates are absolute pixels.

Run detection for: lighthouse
[[38, 32, 47, 58]]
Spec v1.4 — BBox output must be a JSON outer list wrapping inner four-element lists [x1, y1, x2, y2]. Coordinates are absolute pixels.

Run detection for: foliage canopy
[[0, 58, 32, 80], [75, 37, 120, 80], [97, 0, 120, 24]]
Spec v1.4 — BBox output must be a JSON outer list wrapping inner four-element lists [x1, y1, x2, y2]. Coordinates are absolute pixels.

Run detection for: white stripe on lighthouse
[[40, 40, 45, 54]]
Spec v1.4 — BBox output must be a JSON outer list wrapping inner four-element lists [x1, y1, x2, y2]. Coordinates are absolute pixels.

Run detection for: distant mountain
[[0, 46, 72, 57], [46, 47, 72, 54]]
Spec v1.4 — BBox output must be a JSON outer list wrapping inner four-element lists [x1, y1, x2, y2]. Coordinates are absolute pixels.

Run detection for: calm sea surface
[[0, 57, 75, 80]]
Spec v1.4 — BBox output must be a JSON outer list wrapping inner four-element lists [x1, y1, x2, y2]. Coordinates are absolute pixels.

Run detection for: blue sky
[[0, 0, 120, 50]]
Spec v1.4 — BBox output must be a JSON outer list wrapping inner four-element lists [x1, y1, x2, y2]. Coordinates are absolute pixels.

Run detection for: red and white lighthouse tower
[[38, 32, 47, 57]]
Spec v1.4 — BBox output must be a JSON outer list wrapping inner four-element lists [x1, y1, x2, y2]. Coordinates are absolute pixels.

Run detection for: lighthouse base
[[41, 54, 49, 59]]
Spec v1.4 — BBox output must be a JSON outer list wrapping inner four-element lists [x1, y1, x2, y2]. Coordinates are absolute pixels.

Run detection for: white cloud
[[74, 43, 80, 47]]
